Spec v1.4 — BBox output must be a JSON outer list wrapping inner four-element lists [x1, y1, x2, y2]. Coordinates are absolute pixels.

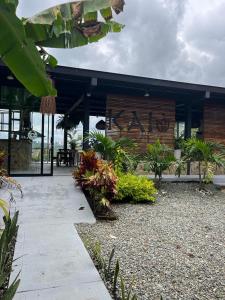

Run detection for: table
[[56, 149, 75, 167]]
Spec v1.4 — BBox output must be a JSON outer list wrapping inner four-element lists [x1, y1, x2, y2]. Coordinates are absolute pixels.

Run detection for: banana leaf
[[0, 3, 56, 97], [0, 0, 124, 98], [24, 0, 125, 48], [0, 199, 9, 220], [0, 0, 18, 12]]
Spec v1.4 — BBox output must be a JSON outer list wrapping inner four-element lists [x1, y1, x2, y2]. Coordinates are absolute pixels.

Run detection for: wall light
[[7, 75, 14, 80], [205, 90, 211, 99]]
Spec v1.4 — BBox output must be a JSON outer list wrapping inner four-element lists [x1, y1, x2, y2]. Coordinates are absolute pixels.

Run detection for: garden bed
[[77, 183, 225, 300]]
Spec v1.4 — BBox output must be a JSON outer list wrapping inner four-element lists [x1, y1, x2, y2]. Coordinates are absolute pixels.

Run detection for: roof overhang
[[1, 62, 225, 116]]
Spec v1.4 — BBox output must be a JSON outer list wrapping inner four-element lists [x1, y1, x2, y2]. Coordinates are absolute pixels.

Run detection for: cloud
[[181, 0, 225, 86], [17, 0, 225, 87]]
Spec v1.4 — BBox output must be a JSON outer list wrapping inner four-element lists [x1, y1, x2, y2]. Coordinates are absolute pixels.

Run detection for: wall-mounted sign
[[107, 110, 170, 133], [28, 130, 38, 140]]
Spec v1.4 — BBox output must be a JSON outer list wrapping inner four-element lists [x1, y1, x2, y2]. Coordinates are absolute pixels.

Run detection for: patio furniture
[[56, 149, 75, 167]]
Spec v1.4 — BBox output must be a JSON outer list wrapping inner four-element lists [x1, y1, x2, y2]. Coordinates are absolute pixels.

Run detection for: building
[[1, 63, 225, 176]]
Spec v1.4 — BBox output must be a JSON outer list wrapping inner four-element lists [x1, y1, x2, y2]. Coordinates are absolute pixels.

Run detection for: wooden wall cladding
[[203, 100, 225, 145], [106, 95, 176, 152]]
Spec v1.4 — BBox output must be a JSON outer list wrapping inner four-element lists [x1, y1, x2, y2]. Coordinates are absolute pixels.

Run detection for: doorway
[[0, 86, 54, 176]]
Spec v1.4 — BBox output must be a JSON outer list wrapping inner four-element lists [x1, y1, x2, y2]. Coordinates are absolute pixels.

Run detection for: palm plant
[[88, 131, 116, 161], [56, 115, 81, 131], [145, 139, 175, 181], [87, 131, 140, 172], [184, 138, 225, 185], [87, 131, 137, 161]]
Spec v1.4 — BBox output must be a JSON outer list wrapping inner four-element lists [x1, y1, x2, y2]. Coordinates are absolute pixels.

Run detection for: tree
[[0, 0, 125, 98]]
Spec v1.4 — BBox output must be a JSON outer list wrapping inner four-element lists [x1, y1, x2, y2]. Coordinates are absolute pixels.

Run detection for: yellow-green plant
[[115, 173, 157, 203]]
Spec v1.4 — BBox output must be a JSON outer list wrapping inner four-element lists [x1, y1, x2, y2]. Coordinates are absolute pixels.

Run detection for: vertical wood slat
[[106, 95, 176, 152], [203, 101, 225, 145]]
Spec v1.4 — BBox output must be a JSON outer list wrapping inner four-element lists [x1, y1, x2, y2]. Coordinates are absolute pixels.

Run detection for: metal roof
[[1, 62, 225, 117]]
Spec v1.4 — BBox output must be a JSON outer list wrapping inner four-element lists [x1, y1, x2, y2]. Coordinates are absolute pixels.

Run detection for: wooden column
[[83, 96, 90, 150], [64, 114, 68, 152], [185, 102, 192, 175]]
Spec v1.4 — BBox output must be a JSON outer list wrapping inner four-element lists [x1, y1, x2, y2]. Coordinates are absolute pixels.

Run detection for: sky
[[17, 0, 225, 87]]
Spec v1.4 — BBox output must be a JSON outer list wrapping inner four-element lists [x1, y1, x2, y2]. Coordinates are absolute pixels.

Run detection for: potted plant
[[174, 136, 183, 160], [69, 139, 77, 151]]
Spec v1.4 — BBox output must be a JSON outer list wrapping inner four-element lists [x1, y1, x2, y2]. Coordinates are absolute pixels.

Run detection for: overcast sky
[[17, 0, 225, 87]]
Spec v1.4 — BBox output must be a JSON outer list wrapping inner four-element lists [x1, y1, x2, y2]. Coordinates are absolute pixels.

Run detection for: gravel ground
[[77, 183, 225, 300]]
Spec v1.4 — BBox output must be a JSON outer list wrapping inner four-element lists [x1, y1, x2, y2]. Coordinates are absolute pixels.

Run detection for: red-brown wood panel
[[203, 101, 225, 145], [106, 95, 176, 152]]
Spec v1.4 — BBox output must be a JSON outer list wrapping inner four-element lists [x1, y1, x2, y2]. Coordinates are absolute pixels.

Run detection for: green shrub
[[183, 138, 225, 185], [145, 140, 175, 181], [115, 173, 157, 203]]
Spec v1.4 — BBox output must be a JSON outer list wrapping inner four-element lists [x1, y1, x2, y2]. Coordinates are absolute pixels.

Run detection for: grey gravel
[[76, 183, 225, 300]]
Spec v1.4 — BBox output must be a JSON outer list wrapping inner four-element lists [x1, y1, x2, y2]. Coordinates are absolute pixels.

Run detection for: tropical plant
[[56, 114, 82, 131], [91, 241, 115, 281], [0, 151, 6, 168], [0, 0, 125, 97], [114, 148, 141, 174], [66, 129, 82, 147], [73, 150, 99, 185], [87, 131, 117, 160], [183, 138, 225, 185], [0, 211, 20, 300], [174, 136, 184, 150], [174, 158, 186, 178], [87, 241, 138, 300], [115, 173, 157, 203], [145, 140, 175, 181], [0, 175, 23, 198], [88, 131, 137, 160], [0, 199, 9, 220], [120, 276, 138, 300], [74, 150, 118, 212], [82, 161, 118, 211]]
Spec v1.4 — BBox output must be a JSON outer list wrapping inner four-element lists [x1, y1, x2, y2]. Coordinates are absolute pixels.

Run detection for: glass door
[[0, 85, 54, 176], [9, 111, 54, 176], [43, 114, 54, 175], [0, 109, 9, 172]]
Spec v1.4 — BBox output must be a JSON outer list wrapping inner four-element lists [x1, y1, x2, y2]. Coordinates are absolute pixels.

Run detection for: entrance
[[0, 86, 54, 176]]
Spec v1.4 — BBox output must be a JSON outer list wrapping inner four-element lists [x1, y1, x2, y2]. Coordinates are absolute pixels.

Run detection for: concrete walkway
[[9, 176, 112, 300]]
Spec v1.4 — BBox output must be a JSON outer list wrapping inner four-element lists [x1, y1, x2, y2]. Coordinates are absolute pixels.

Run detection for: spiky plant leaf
[[2, 274, 20, 300], [113, 259, 120, 292]]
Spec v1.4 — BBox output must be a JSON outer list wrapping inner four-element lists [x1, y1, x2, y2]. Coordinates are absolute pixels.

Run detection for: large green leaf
[[0, 0, 18, 12], [0, 4, 56, 97], [0, 199, 9, 219], [24, 0, 125, 48]]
